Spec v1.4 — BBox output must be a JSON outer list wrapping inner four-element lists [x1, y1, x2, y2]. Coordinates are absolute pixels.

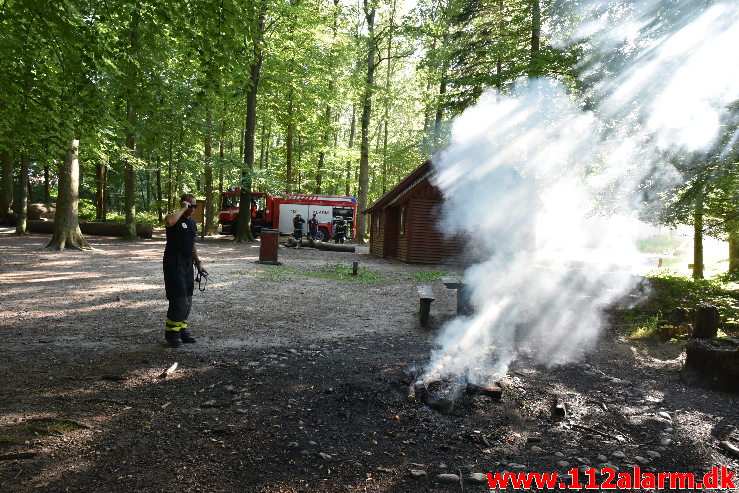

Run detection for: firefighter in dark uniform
[[163, 194, 206, 348], [307, 213, 319, 240], [334, 215, 347, 244], [293, 213, 305, 241]]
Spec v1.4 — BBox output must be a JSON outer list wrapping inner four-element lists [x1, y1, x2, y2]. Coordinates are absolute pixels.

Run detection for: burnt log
[[551, 395, 567, 419], [26, 220, 153, 239], [684, 338, 739, 391], [466, 383, 503, 399], [692, 304, 720, 339], [427, 397, 454, 415]]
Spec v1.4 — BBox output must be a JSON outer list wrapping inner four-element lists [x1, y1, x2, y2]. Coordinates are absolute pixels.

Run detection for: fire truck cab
[[219, 189, 357, 241]]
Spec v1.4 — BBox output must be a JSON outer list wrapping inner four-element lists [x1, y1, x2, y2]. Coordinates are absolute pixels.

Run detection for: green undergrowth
[[78, 198, 161, 225], [409, 271, 452, 282], [622, 270, 739, 340], [257, 263, 387, 283]]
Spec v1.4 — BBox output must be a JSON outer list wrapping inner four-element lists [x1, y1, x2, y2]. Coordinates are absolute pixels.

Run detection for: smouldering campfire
[[407, 373, 504, 415]]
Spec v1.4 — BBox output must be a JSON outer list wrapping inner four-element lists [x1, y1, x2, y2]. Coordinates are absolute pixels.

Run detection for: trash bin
[[259, 229, 279, 263]]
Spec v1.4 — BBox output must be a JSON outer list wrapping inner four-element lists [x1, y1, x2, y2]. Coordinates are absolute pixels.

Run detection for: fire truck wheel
[[316, 227, 330, 242], [230, 220, 238, 237]]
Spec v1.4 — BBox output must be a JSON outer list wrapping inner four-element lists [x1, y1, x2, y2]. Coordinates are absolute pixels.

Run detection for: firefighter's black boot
[[179, 328, 197, 344], [165, 330, 183, 348]]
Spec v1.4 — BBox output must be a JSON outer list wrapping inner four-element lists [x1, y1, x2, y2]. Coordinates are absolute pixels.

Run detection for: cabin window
[[400, 206, 406, 235]]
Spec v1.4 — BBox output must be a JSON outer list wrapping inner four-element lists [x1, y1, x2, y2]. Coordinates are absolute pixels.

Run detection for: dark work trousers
[[166, 297, 192, 330], [164, 256, 194, 332]]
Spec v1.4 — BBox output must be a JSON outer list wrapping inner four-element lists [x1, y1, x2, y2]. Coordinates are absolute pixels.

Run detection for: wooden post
[[351, 261, 359, 276]]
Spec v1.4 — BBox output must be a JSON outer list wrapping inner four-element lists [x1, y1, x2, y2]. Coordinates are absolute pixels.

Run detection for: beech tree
[[0, 0, 732, 273]]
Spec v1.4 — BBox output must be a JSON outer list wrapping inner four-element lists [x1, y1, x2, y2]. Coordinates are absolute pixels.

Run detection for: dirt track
[[0, 231, 737, 492]]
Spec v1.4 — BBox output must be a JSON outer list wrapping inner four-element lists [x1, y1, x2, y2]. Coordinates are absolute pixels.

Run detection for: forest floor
[[0, 229, 737, 492]]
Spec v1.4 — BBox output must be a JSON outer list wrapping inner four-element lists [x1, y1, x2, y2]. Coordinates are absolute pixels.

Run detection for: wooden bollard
[[351, 261, 359, 276]]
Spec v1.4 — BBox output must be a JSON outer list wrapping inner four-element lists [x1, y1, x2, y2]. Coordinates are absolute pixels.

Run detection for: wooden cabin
[[364, 160, 472, 264]]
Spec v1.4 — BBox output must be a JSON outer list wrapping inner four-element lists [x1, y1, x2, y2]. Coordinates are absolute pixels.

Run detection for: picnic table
[[441, 275, 473, 315]]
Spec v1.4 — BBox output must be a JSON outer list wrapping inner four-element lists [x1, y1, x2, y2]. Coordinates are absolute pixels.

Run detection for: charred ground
[[0, 232, 737, 492]]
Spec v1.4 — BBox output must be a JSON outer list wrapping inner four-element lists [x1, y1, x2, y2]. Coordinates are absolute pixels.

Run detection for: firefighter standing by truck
[[334, 215, 347, 244], [163, 194, 207, 348], [293, 213, 305, 241], [307, 213, 319, 240]]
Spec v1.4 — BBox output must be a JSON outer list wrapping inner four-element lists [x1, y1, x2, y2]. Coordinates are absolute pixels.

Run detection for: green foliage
[[624, 314, 661, 340], [308, 263, 385, 282], [410, 270, 450, 281], [255, 263, 386, 283], [644, 271, 739, 319], [3, 0, 732, 258], [258, 266, 296, 282], [622, 270, 739, 338], [77, 198, 97, 222]]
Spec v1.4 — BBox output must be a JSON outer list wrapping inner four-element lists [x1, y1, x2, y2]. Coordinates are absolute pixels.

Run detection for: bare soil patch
[[0, 231, 737, 492]]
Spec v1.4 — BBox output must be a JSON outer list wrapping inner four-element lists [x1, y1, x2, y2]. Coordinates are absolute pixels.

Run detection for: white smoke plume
[[421, 0, 739, 389]]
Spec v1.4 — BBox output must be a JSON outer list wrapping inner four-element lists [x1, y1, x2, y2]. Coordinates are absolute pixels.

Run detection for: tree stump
[[684, 338, 739, 391], [692, 304, 720, 339]]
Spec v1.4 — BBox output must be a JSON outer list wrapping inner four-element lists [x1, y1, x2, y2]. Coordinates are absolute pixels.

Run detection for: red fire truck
[[218, 189, 358, 241]]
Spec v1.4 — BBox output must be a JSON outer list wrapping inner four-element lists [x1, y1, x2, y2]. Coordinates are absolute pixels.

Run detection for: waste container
[[259, 229, 279, 263]]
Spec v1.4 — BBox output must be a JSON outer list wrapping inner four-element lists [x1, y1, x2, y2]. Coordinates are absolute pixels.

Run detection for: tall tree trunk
[[381, 2, 395, 195], [95, 162, 106, 220], [286, 91, 295, 192], [297, 134, 303, 193], [168, 139, 174, 211], [123, 8, 140, 241], [236, 1, 266, 243], [529, 0, 542, 79], [124, 100, 137, 240], [346, 104, 356, 197], [239, 127, 245, 159], [146, 169, 152, 209], [357, 2, 376, 245], [103, 160, 109, 220], [43, 164, 50, 203], [265, 129, 271, 169], [218, 125, 225, 196], [258, 122, 267, 169], [15, 153, 29, 235], [46, 139, 90, 250], [693, 195, 704, 279], [433, 75, 447, 146], [728, 213, 739, 275], [138, 173, 148, 210], [204, 109, 215, 235], [156, 155, 163, 223], [0, 149, 12, 224], [316, 99, 331, 194]]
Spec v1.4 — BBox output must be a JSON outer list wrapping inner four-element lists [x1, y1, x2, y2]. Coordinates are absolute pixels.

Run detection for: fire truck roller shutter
[[278, 204, 310, 234], [332, 207, 354, 221]]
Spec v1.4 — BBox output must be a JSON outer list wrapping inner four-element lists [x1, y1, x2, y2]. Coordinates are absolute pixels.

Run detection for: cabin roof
[[363, 160, 433, 214]]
